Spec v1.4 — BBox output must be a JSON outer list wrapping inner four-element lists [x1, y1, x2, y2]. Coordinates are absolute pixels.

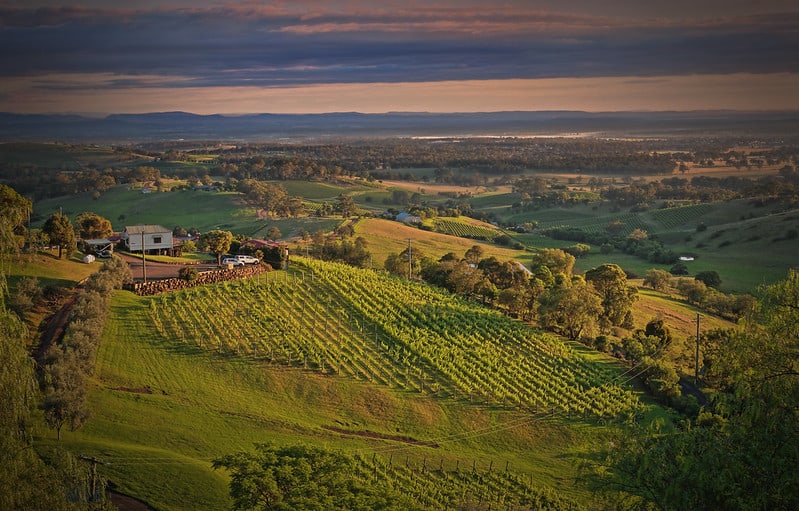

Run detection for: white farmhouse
[[122, 225, 174, 255]]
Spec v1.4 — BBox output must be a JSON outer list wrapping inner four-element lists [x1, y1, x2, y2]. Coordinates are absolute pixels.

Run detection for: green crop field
[[429, 217, 503, 240], [44, 259, 664, 510]]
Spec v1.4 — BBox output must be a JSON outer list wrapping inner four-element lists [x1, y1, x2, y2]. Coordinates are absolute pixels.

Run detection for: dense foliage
[[588, 270, 799, 510]]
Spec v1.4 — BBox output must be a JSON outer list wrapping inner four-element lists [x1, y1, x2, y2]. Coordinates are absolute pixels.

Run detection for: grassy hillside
[[42, 259, 665, 510], [352, 218, 525, 269]]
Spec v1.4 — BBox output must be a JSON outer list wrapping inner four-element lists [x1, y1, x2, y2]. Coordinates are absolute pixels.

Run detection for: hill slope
[[42, 259, 658, 510]]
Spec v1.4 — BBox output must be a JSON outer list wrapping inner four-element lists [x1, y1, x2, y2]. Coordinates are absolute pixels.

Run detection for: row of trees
[[384, 244, 637, 341], [1, 184, 115, 510], [41, 256, 131, 440]]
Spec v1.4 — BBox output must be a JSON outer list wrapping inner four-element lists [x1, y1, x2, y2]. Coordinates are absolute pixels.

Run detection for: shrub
[[695, 270, 722, 289], [178, 266, 199, 281]]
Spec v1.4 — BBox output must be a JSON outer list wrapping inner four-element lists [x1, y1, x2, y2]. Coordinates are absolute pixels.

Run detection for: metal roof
[[124, 225, 170, 235]]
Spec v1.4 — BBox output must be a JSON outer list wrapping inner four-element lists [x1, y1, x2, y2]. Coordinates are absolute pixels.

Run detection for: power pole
[[79, 455, 105, 502], [407, 238, 412, 280], [141, 230, 147, 283], [695, 313, 701, 385]]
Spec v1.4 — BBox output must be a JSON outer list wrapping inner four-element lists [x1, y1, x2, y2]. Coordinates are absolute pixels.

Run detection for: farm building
[[122, 225, 182, 256], [82, 238, 114, 256], [396, 212, 422, 225]]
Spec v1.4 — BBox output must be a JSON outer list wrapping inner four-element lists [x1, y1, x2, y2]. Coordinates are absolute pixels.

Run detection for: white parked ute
[[234, 254, 260, 264]]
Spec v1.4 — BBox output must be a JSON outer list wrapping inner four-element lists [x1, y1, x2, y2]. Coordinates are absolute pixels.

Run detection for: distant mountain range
[[1, 110, 797, 143]]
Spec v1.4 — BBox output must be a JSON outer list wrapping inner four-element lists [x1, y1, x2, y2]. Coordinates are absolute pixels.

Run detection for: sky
[[1, 0, 798, 115]]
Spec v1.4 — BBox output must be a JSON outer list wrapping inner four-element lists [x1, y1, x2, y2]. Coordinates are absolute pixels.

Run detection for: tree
[[75, 212, 112, 240], [627, 228, 648, 240], [10, 276, 41, 317], [383, 253, 404, 276], [605, 219, 625, 236], [464, 244, 484, 265], [538, 277, 603, 340], [266, 226, 282, 240], [678, 277, 707, 304], [336, 194, 357, 218], [695, 270, 721, 289], [585, 263, 637, 330], [1, 184, 32, 260], [42, 212, 76, 259], [563, 243, 591, 258], [669, 261, 689, 275], [643, 268, 671, 292], [530, 248, 575, 279], [199, 230, 233, 265], [42, 347, 90, 441], [384, 246, 424, 279]]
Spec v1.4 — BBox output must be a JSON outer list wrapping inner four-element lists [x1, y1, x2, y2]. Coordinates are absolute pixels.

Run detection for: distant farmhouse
[[122, 225, 182, 256], [395, 212, 422, 225]]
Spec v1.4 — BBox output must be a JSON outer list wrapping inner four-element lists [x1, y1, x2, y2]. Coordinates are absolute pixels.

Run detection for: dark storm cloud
[[1, 4, 798, 88]]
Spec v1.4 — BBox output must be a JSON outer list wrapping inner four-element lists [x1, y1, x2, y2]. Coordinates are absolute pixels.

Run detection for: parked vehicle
[[221, 257, 245, 267], [234, 254, 260, 264]]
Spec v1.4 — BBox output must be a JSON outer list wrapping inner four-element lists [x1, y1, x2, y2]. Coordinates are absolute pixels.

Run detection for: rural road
[[117, 253, 218, 281]]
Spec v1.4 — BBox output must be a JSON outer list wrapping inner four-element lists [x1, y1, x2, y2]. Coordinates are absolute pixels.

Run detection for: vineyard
[[536, 212, 655, 235], [347, 452, 580, 511], [149, 258, 644, 419], [644, 202, 716, 230], [430, 217, 503, 240]]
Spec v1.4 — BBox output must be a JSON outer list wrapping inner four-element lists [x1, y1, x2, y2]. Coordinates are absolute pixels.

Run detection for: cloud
[[4, 73, 799, 115], [1, 2, 798, 113]]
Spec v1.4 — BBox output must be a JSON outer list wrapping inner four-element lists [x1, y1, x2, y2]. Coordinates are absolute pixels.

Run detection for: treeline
[[1, 183, 115, 510], [543, 226, 679, 265], [40, 256, 131, 440], [602, 170, 799, 206], [4, 165, 162, 201], [385, 243, 638, 340]]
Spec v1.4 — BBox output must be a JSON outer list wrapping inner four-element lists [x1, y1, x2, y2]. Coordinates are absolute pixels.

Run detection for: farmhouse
[[396, 212, 422, 225], [122, 225, 181, 256]]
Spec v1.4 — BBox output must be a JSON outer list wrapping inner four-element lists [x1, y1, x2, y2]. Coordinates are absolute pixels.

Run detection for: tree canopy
[[42, 212, 76, 259], [585, 263, 637, 330], [589, 270, 799, 510], [75, 212, 113, 240], [200, 230, 233, 265]]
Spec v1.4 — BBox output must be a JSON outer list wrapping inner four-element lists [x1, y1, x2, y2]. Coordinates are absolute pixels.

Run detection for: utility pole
[[407, 238, 412, 280], [695, 313, 701, 385], [141, 230, 147, 283], [79, 455, 105, 502]]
